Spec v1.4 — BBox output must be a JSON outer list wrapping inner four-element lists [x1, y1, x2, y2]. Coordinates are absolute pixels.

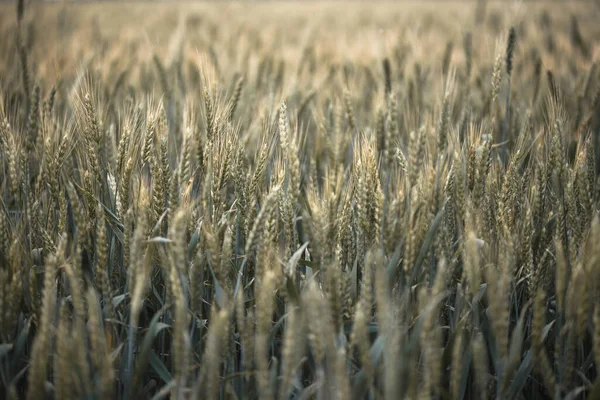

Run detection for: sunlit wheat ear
[[86, 287, 115, 400], [27, 251, 58, 400], [325, 262, 343, 332], [450, 324, 466, 400], [420, 259, 447, 398], [141, 114, 155, 168], [334, 345, 350, 400], [26, 86, 40, 153], [129, 203, 148, 320], [227, 76, 244, 121], [437, 88, 451, 155], [54, 300, 74, 399], [169, 208, 190, 393], [95, 207, 111, 301], [255, 269, 276, 400], [352, 299, 373, 386], [63, 260, 90, 393], [200, 307, 229, 400], [472, 332, 489, 399], [463, 231, 481, 299], [343, 89, 356, 133], [491, 52, 503, 110], [245, 186, 279, 257]]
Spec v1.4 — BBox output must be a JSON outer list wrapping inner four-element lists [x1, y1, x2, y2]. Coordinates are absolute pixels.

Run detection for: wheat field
[[1, 0, 600, 399]]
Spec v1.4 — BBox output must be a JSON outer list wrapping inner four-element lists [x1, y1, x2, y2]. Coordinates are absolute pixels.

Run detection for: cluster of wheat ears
[[0, 0, 600, 399]]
